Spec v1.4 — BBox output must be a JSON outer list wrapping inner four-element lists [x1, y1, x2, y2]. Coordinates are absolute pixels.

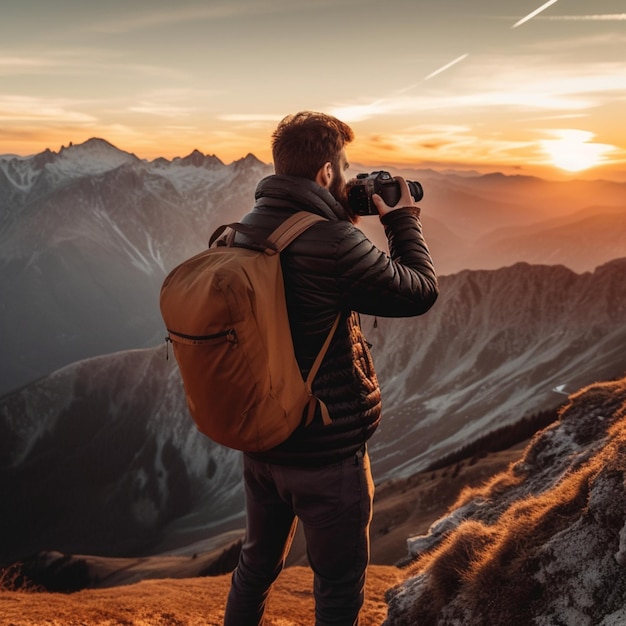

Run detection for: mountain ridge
[[1, 137, 624, 395], [2, 259, 625, 566]]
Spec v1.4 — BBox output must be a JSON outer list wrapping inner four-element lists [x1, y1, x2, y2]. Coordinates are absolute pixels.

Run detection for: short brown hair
[[271, 111, 354, 179]]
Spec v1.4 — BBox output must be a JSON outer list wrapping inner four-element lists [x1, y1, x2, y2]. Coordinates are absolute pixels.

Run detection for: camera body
[[347, 171, 424, 216]]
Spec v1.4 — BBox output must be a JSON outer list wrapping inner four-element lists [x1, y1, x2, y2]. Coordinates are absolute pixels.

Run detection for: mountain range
[[3, 374, 626, 625], [0, 139, 270, 395], [2, 258, 625, 565], [1, 138, 624, 396], [1, 138, 625, 579]]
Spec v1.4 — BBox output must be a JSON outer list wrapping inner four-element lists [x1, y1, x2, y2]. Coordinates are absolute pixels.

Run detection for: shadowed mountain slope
[[2, 260, 625, 565]]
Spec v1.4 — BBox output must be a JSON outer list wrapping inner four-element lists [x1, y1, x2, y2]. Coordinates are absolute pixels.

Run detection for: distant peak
[[232, 153, 265, 168], [59, 138, 105, 151], [32, 147, 56, 169], [177, 149, 224, 168], [480, 171, 541, 183], [81, 137, 117, 149], [594, 257, 626, 274], [32, 137, 140, 178]]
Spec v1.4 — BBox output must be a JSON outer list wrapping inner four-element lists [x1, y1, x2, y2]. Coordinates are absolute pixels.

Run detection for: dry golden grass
[[0, 565, 402, 626]]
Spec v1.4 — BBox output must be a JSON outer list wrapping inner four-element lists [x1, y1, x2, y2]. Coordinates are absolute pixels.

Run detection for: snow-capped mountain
[[0, 139, 271, 395], [1, 139, 624, 397]]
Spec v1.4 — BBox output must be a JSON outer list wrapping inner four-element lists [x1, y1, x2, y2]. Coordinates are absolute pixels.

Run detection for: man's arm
[[337, 177, 438, 317]]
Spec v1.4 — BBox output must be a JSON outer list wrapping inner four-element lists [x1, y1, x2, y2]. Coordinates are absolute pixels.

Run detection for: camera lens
[[407, 180, 424, 203]]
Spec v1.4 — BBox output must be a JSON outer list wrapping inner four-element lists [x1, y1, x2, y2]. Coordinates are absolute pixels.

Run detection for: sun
[[540, 129, 615, 173]]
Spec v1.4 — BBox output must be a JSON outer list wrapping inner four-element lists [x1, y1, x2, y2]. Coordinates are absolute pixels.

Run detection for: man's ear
[[315, 162, 333, 188]]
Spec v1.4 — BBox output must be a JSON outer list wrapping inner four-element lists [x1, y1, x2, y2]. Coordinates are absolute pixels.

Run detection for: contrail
[[543, 14, 626, 21], [424, 54, 469, 80], [512, 0, 559, 28]]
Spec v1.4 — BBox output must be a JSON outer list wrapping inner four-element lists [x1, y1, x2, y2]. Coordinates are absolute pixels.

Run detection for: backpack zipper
[[165, 328, 238, 359]]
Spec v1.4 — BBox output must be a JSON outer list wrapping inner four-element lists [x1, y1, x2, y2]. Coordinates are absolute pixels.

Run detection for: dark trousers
[[224, 446, 374, 626]]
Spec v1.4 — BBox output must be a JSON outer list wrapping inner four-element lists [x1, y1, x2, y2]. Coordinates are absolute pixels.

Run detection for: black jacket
[[240, 174, 439, 466]]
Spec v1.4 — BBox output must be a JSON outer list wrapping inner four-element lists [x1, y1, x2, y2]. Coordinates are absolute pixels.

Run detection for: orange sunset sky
[[1, 0, 625, 180]]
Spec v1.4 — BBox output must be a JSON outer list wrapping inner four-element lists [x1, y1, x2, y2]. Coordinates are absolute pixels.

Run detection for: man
[[224, 111, 438, 625]]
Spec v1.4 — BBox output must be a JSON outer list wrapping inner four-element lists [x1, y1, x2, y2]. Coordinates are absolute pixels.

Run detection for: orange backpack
[[160, 212, 339, 452]]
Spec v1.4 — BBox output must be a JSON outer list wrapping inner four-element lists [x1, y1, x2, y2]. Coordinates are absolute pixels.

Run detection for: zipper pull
[[165, 336, 171, 360]]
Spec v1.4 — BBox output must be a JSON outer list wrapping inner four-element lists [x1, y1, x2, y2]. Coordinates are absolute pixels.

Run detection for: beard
[[329, 163, 358, 223]]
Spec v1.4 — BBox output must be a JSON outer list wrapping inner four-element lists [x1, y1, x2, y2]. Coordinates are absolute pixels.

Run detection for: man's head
[[271, 111, 353, 180], [271, 111, 354, 214]]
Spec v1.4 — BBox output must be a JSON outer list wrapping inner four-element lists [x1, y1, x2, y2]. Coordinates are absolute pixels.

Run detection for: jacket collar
[[254, 174, 350, 222]]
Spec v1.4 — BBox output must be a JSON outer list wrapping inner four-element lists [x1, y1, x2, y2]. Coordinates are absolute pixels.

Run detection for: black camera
[[347, 171, 424, 216]]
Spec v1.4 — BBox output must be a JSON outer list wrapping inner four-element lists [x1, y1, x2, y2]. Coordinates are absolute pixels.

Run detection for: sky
[[1, 0, 625, 180]]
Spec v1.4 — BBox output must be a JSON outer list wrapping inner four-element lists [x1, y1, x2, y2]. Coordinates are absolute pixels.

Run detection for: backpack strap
[[267, 211, 327, 252], [304, 312, 341, 427], [208, 211, 325, 252], [266, 212, 341, 426], [209, 222, 276, 250]]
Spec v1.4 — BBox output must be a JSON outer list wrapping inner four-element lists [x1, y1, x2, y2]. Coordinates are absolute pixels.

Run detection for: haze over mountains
[[1, 136, 625, 620], [0, 138, 624, 395]]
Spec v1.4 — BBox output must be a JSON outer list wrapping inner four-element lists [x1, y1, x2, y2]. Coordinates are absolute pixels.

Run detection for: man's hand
[[372, 177, 419, 217]]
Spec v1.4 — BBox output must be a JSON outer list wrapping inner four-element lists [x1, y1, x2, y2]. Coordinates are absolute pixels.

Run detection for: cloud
[[0, 55, 77, 76], [524, 31, 626, 53], [0, 96, 96, 123], [329, 56, 626, 123], [327, 101, 392, 123], [128, 103, 195, 118], [126, 90, 206, 118], [0, 56, 57, 70], [355, 123, 535, 167], [217, 114, 283, 123], [91, 5, 246, 34], [91, 0, 360, 34], [0, 53, 186, 80]]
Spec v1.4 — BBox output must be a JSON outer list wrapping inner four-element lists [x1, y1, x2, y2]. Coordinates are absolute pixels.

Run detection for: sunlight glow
[[539, 129, 615, 172]]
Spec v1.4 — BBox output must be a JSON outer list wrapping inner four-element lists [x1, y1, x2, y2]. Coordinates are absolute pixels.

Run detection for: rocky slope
[[0, 346, 243, 565], [385, 375, 626, 625], [366, 257, 626, 480]]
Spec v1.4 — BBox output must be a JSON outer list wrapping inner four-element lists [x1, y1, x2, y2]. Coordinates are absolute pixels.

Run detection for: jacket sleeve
[[335, 208, 439, 317]]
